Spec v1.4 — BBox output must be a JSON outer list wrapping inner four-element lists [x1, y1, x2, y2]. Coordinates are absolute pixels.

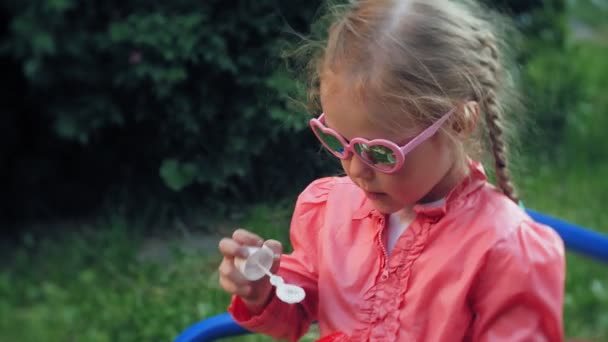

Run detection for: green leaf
[[53, 115, 80, 141], [159, 159, 199, 192], [46, 0, 74, 12]]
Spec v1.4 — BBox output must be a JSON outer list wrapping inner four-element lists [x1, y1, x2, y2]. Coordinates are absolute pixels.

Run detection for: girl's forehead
[[323, 105, 418, 145], [321, 78, 418, 143], [321, 97, 376, 140]]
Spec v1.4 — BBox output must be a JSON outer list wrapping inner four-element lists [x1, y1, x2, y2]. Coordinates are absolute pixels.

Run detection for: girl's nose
[[344, 153, 374, 181]]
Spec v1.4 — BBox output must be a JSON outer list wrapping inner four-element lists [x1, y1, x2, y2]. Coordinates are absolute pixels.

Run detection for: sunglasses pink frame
[[309, 108, 456, 173]]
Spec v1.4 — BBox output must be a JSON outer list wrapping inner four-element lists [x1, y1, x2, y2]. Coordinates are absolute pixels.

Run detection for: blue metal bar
[[173, 312, 250, 342], [175, 209, 608, 342], [525, 209, 608, 262]]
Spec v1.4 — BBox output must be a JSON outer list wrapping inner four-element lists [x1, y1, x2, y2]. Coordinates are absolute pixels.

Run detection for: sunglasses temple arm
[[398, 108, 456, 155]]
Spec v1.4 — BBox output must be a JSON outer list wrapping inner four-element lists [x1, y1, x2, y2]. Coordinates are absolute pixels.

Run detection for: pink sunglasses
[[309, 108, 456, 173]]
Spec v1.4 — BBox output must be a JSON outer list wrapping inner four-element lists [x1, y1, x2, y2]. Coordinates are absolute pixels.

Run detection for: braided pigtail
[[474, 29, 519, 203]]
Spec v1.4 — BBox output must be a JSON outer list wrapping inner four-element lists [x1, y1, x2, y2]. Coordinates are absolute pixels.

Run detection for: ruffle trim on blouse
[[349, 213, 440, 342]]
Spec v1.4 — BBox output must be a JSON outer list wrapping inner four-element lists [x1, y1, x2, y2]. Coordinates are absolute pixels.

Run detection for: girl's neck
[[418, 158, 469, 204]]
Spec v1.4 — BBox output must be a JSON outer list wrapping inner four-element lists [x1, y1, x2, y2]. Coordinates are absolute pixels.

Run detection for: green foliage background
[[1, 0, 330, 220], [2, 0, 596, 221], [1, 0, 608, 341]]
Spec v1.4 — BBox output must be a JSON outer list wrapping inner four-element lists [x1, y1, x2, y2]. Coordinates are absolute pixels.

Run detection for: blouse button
[[381, 271, 389, 281]]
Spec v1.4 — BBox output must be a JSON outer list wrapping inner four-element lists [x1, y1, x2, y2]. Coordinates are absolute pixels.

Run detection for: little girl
[[218, 0, 565, 341]]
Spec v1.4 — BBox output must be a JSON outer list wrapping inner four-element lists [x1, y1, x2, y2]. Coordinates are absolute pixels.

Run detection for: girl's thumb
[[263, 239, 282, 273]]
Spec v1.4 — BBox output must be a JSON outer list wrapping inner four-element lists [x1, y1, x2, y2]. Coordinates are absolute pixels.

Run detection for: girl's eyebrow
[[335, 129, 351, 144], [334, 130, 351, 144], [324, 117, 351, 143]]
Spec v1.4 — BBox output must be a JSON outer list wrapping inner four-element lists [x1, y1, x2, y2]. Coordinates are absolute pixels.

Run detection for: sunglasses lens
[[353, 143, 398, 171], [313, 125, 346, 157]]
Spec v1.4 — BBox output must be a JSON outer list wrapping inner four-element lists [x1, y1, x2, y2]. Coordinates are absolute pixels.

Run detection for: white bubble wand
[[254, 261, 306, 304], [233, 245, 305, 304]]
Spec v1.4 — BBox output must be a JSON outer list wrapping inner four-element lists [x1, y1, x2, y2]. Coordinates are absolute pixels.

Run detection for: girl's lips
[[364, 191, 386, 200]]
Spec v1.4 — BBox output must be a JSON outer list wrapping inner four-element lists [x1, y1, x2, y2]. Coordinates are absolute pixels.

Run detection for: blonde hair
[[306, 0, 520, 202]]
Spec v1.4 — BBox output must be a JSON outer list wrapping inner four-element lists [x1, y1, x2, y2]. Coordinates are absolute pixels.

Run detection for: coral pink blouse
[[229, 162, 565, 341]]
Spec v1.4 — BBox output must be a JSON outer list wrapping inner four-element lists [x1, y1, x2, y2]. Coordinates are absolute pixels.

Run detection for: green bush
[[0, 0, 330, 216], [0, 0, 586, 220], [522, 41, 608, 162]]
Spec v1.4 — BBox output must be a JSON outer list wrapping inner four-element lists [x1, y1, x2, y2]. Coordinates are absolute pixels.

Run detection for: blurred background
[[0, 0, 606, 341]]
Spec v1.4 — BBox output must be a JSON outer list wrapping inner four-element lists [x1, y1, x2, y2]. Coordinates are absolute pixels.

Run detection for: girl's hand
[[218, 229, 282, 314]]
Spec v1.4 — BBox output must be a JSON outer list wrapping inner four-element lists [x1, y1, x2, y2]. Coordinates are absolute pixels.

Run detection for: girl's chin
[[366, 195, 402, 214], [364, 191, 386, 201]]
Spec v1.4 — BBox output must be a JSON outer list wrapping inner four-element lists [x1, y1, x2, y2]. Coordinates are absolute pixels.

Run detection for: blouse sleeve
[[469, 220, 566, 341], [228, 177, 334, 342]]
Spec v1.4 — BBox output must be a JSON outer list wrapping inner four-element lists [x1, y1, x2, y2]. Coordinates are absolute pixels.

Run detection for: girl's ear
[[453, 101, 479, 138]]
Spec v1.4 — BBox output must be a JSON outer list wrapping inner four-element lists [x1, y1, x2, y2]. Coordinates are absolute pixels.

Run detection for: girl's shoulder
[[472, 185, 535, 232], [289, 177, 371, 240], [298, 176, 365, 205], [464, 184, 564, 259], [295, 176, 371, 221]]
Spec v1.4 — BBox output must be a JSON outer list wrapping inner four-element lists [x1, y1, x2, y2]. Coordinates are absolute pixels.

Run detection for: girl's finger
[[232, 229, 264, 247], [263, 239, 283, 273], [219, 275, 252, 297], [218, 259, 251, 287], [218, 238, 249, 259]]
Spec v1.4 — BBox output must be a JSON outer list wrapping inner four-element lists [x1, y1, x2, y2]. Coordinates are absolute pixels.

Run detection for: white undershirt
[[386, 199, 445, 255]]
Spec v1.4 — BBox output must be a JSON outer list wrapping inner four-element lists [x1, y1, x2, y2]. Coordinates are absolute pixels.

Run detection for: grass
[[2, 3, 607, 341], [0, 204, 299, 342], [519, 162, 608, 340], [1, 160, 607, 342]]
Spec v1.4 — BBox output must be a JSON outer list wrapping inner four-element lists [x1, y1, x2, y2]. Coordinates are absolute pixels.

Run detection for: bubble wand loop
[[254, 261, 306, 304]]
